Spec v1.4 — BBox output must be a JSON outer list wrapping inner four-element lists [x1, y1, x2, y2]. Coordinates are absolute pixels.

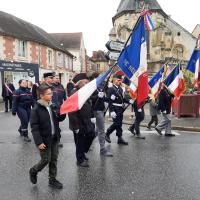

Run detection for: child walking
[[29, 85, 66, 189], [147, 98, 158, 130]]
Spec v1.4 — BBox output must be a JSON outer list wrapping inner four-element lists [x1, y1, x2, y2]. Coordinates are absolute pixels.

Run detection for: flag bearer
[[105, 72, 129, 145]]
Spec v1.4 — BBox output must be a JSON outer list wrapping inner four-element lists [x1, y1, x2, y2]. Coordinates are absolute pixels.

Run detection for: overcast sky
[[1, 0, 199, 56]]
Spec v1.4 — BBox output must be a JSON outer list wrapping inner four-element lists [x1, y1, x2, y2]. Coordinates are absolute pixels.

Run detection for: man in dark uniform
[[128, 99, 146, 139], [52, 75, 66, 107], [105, 73, 129, 145], [2, 79, 15, 112]]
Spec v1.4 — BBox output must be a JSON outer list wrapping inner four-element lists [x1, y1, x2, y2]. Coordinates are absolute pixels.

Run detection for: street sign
[[106, 51, 120, 61], [106, 41, 124, 52]]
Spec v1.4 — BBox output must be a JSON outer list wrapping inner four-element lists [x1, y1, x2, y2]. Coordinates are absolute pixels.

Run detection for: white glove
[[91, 118, 96, 124], [111, 95, 116, 100], [74, 129, 79, 134], [111, 112, 117, 118], [98, 92, 104, 98], [138, 108, 142, 112], [129, 99, 134, 104], [162, 110, 167, 114]]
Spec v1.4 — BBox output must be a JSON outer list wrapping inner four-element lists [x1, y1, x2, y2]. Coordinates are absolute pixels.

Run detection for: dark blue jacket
[[52, 83, 66, 107], [157, 87, 174, 114], [12, 87, 33, 113]]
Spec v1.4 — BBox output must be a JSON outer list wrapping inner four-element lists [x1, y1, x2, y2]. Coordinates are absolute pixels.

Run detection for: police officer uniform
[[52, 82, 66, 108], [12, 86, 33, 142], [105, 73, 128, 145]]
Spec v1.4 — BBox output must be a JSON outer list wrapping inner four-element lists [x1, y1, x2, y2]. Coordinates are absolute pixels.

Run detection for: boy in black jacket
[[29, 85, 66, 189]]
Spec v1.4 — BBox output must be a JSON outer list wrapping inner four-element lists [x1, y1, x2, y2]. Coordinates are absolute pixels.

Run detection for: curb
[[106, 118, 200, 133]]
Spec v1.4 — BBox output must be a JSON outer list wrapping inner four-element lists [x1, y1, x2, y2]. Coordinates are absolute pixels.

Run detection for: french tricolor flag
[[149, 66, 164, 97], [186, 35, 200, 87], [141, 10, 154, 31], [60, 68, 112, 114], [163, 64, 185, 101], [117, 16, 149, 108]]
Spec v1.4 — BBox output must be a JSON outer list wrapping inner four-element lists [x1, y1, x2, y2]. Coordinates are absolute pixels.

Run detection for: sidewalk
[[106, 104, 200, 132]]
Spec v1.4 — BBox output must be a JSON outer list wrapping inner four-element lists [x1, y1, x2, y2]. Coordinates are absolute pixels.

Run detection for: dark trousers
[[106, 108, 123, 138], [32, 141, 59, 179], [76, 130, 95, 163], [148, 115, 158, 128], [4, 96, 12, 111], [17, 107, 31, 137], [130, 112, 144, 135]]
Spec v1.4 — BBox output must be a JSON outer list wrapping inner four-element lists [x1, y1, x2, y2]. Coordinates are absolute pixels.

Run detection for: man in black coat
[[2, 79, 15, 112], [155, 85, 175, 137], [68, 79, 96, 167], [29, 85, 66, 189]]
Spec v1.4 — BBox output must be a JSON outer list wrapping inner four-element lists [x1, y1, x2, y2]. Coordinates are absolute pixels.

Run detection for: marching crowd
[[1, 71, 175, 189]]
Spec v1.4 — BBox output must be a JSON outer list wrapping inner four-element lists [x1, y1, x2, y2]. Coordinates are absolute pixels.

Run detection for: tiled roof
[[50, 33, 82, 49], [113, 0, 166, 21], [0, 10, 73, 57]]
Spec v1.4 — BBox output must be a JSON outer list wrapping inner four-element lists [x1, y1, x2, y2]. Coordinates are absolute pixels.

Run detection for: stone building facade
[[110, 0, 197, 75]]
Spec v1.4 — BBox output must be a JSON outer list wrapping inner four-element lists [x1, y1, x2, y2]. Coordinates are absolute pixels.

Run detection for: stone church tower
[[110, 0, 197, 74]]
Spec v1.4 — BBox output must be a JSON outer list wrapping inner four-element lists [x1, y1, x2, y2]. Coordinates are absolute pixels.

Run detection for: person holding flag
[[105, 72, 131, 145]]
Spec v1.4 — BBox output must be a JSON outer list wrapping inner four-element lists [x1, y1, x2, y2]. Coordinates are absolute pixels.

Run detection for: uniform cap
[[43, 72, 55, 78]]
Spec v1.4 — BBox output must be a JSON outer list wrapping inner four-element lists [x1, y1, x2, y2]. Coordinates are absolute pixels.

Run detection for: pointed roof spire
[[113, 0, 166, 21]]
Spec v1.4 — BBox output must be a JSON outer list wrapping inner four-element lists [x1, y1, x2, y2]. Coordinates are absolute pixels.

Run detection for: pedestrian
[[29, 85, 66, 189], [41, 72, 63, 148], [53, 75, 66, 107], [105, 72, 130, 145], [155, 85, 175, 137], [2, 79, 15, 112], [128, 99, 146, 139], [68, 78, 96, 167], [32, 82, 40, 104], [12, 79, 33, 142], [66, 78, 75, 97], [147, 97, 158, 130], [90, 72, 113, 157]]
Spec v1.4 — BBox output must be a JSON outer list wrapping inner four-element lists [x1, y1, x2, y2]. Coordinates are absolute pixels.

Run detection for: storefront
[[0, 61, 39, 99]]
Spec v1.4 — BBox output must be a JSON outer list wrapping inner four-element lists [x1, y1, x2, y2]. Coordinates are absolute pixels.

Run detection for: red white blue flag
[[141, 10, 155, 31], [163, 64, 185, 101], [117, 16, 150, 108], [60, 68, 112, 114], [186, 35, 200, 87]]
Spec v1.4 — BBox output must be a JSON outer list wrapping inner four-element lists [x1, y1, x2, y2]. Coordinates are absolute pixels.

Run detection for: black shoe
[[128, 126, 135, 135], [105, 134, 111, 143], [49, 178, 63, 189], [58, 143, 63, 148], [29, 168, 37, 184], [135, 134, 145, 139], [117, 137, 128, 145], [5, 110, 8, 113], [18, 129, 23, 137], [77, 160, 89, 167], [24, 136, 31, 142], [155, 127, 162, 135], [165, 133, 175, 137]]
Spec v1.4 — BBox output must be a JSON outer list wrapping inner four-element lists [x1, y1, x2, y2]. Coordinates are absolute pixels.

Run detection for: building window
[[18, 40, 27, 57], [97, 63, 100, 71], [56, 52, 63, 66], [48, 50, 52, 65]]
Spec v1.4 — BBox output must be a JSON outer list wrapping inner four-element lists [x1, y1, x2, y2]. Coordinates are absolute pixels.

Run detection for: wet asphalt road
[[0, 112, 200, 200]]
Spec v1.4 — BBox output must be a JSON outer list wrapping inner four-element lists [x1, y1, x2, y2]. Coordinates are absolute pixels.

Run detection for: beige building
[[90, 51, 109, 73], [50, 33, 86, 73], [110, 0, 197, 74]]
